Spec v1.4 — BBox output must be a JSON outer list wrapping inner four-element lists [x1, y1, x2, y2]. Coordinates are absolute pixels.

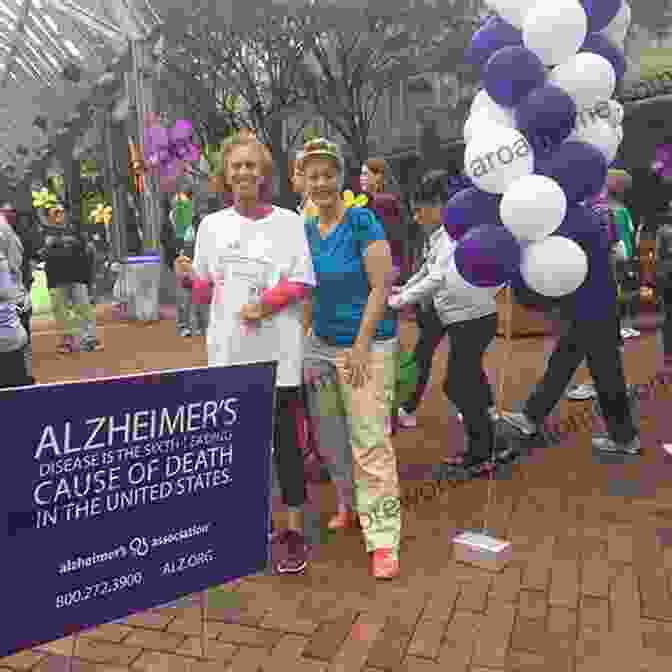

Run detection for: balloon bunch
[[144, 118, 201, 191], [443, 0, 630, 298]]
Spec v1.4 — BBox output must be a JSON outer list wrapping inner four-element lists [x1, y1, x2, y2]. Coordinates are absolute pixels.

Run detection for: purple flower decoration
[[144, 119, 200, 180], [653, 145, 672, 179]]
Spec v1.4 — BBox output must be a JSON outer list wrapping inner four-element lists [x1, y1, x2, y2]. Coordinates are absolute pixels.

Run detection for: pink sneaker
[[397, 407, 417, 428], [57, 335, 80, 353]]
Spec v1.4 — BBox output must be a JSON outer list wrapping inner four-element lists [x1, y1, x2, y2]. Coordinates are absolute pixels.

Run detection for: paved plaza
[[2, 311, 672, 672]]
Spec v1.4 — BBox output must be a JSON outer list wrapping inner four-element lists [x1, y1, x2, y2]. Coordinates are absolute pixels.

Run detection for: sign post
[[1, 362, 276, 662], [200, 590, 208, 660]]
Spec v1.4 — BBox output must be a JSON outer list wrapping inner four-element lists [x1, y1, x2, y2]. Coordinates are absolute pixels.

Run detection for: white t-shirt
[[193, 206, 316, 388]]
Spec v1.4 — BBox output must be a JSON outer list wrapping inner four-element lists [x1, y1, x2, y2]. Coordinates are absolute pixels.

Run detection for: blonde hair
[[221, 131, 274, 185]]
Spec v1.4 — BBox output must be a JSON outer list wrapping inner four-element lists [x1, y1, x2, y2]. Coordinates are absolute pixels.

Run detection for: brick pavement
[[3, 317, 671, 671]]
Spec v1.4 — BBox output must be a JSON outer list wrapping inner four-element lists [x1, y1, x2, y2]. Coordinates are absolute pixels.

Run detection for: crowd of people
[[0, 201, 105, 387], [2, 131, 672, 581], [167, 132, 671, 579]]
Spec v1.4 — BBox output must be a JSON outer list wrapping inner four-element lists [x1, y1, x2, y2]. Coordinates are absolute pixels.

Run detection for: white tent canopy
[[0, 0, 160, 176]]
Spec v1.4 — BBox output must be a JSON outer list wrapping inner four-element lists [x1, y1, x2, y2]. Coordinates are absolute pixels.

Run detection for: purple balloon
[[454, 224, 521, 287], [484, 46, 546, 107], [535, 141, 607, 203], [516, 85, 577, 156], [465, 16, 522, 70], [556, 203, 604, 238], [581, 33, 626, 80], [442, 187, 501, 241], [579, 0, 622, 32]]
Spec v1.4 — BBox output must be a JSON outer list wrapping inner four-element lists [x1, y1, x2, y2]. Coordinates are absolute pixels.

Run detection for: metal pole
[[132, 38, 161, 252], [66, 634, 78, 672], [103, 109, 127, 260], [200, 591, 208, 660]]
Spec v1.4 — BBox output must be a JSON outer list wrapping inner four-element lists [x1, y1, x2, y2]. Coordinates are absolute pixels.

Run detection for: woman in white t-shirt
[[175, 134, 316, 575]]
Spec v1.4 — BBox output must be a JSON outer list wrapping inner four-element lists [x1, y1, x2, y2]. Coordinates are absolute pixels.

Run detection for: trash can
[[118, 254, 162, 322]]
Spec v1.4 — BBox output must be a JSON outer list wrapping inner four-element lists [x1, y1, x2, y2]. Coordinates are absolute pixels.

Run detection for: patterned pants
[[303, 335, 401, 555], [49, 283, 96, 342]]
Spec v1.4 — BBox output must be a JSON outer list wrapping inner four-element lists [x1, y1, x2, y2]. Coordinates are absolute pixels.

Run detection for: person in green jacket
[[609, 170, 640, 339]]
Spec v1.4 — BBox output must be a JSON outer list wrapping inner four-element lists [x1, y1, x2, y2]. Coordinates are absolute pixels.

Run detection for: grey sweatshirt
[[396, 225, 500, 326], [0, 218, 28, 352]]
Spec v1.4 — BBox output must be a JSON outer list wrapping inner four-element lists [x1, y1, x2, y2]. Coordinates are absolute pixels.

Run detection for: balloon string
[[483, 283, 513, 535]]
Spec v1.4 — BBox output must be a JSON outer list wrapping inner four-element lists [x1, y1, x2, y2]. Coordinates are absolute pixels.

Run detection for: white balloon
[[601, 1, 630, 44], [521, 236, 588, 297], [570, 117, 620, 164], [488, 0, 537, 28], [499, 175, 567, 242], [549, 53, 616, 110], [464, 104, 515, 142], [523, 0, 588, 66], [470, 89, 490, 113], [464, 126, 534, 194], [470, 89, 507, 117], [463, 116, 482, 143], [481, 103, 515, 128]]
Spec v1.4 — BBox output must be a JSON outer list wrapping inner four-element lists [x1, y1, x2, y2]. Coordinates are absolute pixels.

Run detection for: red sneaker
[[370, 548, 400, 580]]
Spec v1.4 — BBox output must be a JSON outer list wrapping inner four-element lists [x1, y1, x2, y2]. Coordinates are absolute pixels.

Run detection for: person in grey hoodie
[[387, 171, 511, 475], [0, 213, 30, 388]]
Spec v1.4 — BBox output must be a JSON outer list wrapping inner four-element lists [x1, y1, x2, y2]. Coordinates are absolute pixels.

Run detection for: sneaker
[[57, 336, 74, 354], [81, 340, 104, 352], [627, 328, 640, 337], [57, 335, 80, 353], [370, 548, 400, 579], [592, 435, 641, 455], [327, 510, 358, 530], [441, 452, 495, 473], [275, 531, 307, 574], [179, 328, 192, 337], [500, 411, 539, 437], [567, 383, 597, 400], [397, 407, 417, 428]]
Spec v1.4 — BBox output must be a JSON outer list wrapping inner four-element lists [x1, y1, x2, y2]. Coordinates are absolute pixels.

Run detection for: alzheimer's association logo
[[129, 537, 150, 558]]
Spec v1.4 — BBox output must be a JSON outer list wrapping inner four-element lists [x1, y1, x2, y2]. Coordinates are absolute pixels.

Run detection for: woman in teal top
[[301, 138, 401, 580], [304, 207, 398, 345]]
